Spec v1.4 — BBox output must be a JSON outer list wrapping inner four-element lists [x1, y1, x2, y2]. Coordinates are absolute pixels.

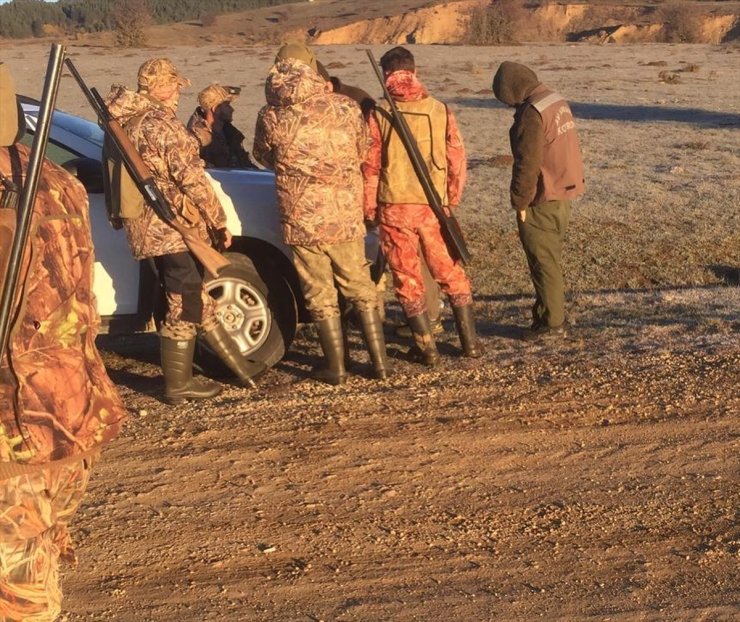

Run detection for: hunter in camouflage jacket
[[105, 85, 228, 259], [0, 143, 126, 468], [252, 58, 369, 247]]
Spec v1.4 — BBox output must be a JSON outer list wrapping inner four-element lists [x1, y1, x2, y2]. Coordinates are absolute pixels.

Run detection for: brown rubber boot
[[201, 323, 265, 388], [406, 313, 442, 368], [358, 308, 392, 380], [313, 316, 347, 386], [160, 337, 222, 405], [451, 304, 484, 358]]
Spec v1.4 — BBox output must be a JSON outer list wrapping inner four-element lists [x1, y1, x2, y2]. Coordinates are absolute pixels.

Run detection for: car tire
[[197, 251, 297, 378]]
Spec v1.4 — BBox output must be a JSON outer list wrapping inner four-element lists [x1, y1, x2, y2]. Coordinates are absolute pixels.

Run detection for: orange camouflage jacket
[[253, 59, 369, 246], [0, 144, 126, 469], [363, 70, 467, 227]]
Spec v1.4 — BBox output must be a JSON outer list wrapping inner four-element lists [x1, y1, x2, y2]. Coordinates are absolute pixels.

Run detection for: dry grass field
[[1, 32, 738, 622]]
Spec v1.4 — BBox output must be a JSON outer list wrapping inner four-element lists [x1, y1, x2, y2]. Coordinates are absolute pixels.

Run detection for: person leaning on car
[[492, 61, 585, 341], [104, 58, 261, 403], [187, 82, 255, 169], [253, 43, 391, 385], [0, 62, 126, 621]]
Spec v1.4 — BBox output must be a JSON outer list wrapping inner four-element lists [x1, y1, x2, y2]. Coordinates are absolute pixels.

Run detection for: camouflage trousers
[[0, 456, 96, 622], [381, 206, 472, 318], [292, 239, 377, 322], [153, 252, 220, 340]]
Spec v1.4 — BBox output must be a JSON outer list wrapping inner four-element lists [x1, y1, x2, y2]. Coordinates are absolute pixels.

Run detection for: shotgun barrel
[[366, 50, 471, 265], [0, 43, 66, 360]]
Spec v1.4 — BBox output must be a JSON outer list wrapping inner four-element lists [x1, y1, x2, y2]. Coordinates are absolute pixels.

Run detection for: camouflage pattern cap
[[275, 42, 317, 71], [198, 83, 236, 111], [137, 58, 190, 92], [0, 63, 19, 147]]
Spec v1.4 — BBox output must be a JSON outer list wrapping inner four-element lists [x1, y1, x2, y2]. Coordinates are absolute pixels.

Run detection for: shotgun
[[366, 50, 471, 265], [0, 43, 65, 360], [64, 58, 230, 279]]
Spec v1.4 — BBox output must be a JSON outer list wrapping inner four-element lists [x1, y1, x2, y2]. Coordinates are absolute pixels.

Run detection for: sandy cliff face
[[62, 0, 740, 47], [304, 0, 738, 45], [311, 0, 482, 45]]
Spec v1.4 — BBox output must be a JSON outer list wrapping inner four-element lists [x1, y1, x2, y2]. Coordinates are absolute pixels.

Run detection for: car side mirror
[[62, 156, 104, 194]]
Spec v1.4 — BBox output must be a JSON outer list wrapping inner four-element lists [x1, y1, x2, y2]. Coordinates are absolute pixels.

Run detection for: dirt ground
[[63, 285, 739, 622], [0, 37, 738, 622]]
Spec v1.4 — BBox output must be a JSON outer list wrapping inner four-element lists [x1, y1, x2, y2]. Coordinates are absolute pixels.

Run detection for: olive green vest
[[375, 97, 448, 205]]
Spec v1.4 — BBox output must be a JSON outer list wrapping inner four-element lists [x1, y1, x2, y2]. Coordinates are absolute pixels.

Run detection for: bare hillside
[[59, 0, 740, 47]]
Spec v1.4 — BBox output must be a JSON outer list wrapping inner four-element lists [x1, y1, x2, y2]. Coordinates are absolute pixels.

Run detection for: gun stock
[[65, 59, 229, 279], [366, 50, 470, 265]]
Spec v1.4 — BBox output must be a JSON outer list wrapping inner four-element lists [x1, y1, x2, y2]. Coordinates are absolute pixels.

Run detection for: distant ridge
[[0, 0, 301, 39]]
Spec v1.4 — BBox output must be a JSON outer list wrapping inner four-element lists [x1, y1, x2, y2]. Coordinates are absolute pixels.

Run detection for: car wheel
[[197, 251, 297, 377]]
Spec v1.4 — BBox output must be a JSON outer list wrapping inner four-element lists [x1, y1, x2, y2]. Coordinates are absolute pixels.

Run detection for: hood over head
[[492, 61, 540, 107], [274, 41, 330, 80], [264, 59, 327, 107]]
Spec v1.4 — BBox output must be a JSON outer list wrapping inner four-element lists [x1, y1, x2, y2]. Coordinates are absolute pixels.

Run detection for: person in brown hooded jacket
[[0, 63, 126, 621], [492, 61, 585, 340], [105, 58, 261, 403]]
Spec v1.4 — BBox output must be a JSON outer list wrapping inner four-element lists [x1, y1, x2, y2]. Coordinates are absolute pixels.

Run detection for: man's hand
[[215, 227, 232, 251], [517, 209, 527, 223]]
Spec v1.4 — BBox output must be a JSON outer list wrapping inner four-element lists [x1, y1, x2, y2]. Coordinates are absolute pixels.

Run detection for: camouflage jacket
[[0, 144, 126, 468], [105, 86, 227, 259], [187, 109, 253, 169], [253, 59, 369, 246]]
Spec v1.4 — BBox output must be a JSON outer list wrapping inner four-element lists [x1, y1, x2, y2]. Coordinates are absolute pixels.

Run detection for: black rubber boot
[[313, 316, 347, 386], [451, 304, 484, 358], [358, 308, 392, 380], [160, 337, 222, 405], [201, 323, 264, 388], [407, 313, 442, 368]]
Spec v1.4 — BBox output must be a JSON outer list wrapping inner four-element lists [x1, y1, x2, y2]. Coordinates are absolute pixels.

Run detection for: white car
[[21, 99, 380, 371]]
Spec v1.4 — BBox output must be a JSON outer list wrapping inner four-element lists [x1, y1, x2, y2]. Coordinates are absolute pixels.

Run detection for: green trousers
[[517, 200, 571, 328]]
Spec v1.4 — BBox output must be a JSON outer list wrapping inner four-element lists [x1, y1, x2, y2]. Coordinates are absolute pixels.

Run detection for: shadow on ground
[[449, 96, 740, 127]]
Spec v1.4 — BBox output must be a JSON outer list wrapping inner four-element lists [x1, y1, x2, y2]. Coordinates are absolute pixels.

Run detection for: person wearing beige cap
[[187, 82, 254, 168], [104, 58, 263, 402]]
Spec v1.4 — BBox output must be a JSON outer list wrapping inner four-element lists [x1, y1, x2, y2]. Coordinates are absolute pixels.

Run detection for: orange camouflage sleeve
[[164, 121, 226, 230], [445, 108, 467, 208], [361, 113, 382, 222]]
